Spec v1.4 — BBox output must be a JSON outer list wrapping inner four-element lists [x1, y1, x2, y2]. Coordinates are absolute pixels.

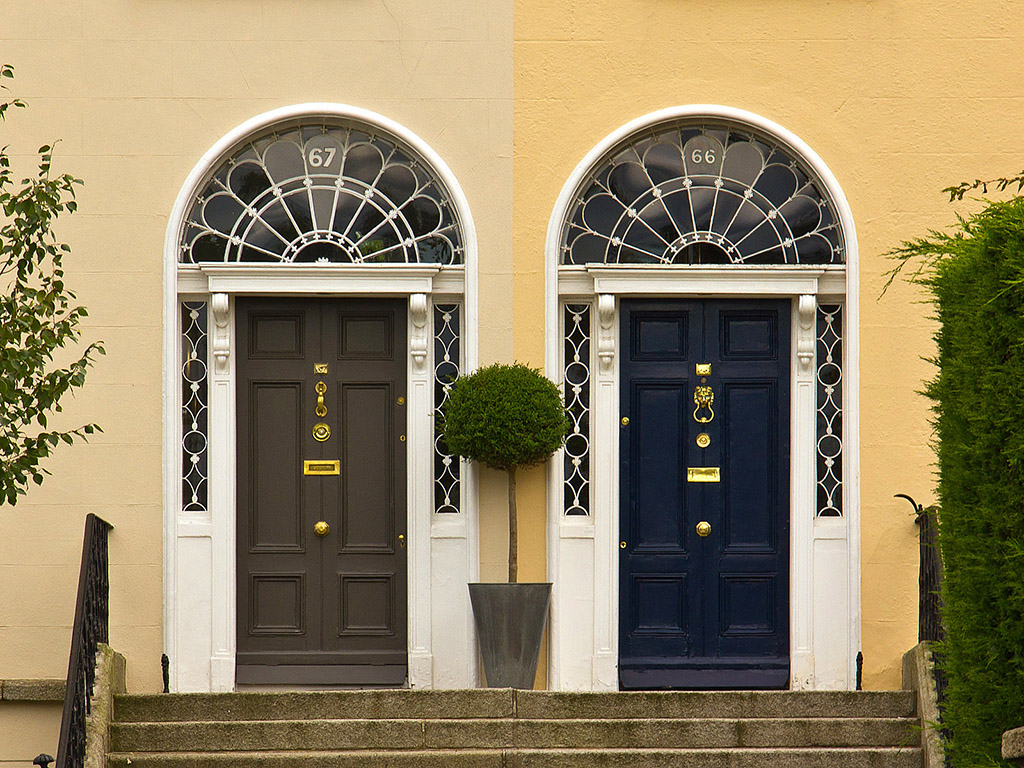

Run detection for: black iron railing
[[55, 513, 112, 768], [898, 493, 950, 757]]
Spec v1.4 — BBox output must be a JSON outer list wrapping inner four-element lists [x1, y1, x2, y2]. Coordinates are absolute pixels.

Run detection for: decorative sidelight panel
[[564, 304, 592, 516], [816, 304, 843, 517], [181, 301, 209, 513], [433, 304, 461, 514]]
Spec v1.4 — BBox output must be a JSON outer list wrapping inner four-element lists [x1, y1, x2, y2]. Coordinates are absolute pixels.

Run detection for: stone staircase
[[106, 689, 923, 767]]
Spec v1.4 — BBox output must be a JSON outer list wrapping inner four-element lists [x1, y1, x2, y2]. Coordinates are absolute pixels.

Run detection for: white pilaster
[[790, 295, 817, 689]]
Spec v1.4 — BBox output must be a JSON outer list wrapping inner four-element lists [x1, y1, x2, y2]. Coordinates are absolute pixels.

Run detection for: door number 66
[[691, 149, 716, 164]]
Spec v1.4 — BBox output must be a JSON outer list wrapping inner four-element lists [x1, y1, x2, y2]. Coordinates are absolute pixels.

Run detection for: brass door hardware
[[696, 521, 711, 537], [687, 467, 721, 483], [693, 385, 715, 423], [398, 534, 406, 548], [620, 541, 627, 549], [315, 380, 328, 417], [696, 363, 711, 376], [621, 416, 630, 426], [304, 459, 340, 476], [696, 432, 711, 448], [314, 363, 329, 375], [314, 520, 330, 537], [312, 423, 331, 442]]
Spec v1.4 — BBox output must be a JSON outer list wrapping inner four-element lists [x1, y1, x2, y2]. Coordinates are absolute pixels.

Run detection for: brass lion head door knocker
[[693, 385, 715, 424]]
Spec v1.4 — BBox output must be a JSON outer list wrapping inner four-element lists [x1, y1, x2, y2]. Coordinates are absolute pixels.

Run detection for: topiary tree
[[439, 362, 571, 583], [0, 65, 103, 505]]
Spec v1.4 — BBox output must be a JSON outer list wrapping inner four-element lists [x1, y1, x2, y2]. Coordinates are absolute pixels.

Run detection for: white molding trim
[[196, 265, 440, 295], [163, 104, 479, 692], [544, 105, 860, 692]]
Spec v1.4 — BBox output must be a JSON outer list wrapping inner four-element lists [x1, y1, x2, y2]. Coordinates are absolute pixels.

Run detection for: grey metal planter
[[469, 582, 552, 689]]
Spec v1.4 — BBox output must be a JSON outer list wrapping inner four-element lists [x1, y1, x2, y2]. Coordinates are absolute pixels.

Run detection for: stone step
[[110, 716, 920, 752], [104, 747, 923, 768], [114, 689, 916, 723]]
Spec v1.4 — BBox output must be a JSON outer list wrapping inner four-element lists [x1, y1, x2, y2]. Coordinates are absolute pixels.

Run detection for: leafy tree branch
[[0, 65, 104, 505]]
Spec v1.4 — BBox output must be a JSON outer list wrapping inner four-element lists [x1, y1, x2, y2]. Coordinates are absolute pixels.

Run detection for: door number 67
[[308, 147, 336, 168]]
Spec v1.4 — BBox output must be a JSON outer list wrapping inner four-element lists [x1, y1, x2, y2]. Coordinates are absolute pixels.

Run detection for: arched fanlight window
[[561, 120, 844, 265], [180, 122, 464, 265]]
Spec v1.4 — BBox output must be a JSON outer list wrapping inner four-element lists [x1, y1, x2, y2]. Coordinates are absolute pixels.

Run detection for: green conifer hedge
[[892, 197, 1024, 766]]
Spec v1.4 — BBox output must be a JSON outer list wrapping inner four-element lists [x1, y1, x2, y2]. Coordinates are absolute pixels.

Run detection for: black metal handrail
[[898, 493, 950, 759], [55, 513, 112, 768]]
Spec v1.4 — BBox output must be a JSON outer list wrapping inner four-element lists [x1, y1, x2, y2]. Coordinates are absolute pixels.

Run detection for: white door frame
[[544, 105, 860, 691], [161, 104, 480, 692]]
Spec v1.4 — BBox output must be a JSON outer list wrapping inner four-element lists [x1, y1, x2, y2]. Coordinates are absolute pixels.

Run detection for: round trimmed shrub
[[439, 363, 570, 582]]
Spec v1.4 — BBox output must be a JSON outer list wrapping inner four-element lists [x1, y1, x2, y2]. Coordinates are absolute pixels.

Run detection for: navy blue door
[[619, 299, 790, 689]]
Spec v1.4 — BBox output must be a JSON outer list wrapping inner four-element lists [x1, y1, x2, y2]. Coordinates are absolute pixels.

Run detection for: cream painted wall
[[0, 703, 61, 767], [0, 0, 1015, 706], [0, 0, 512, 709], [512, 0, 1022, 689]]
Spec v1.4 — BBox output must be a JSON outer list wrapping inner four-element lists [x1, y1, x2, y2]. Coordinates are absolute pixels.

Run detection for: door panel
[[619, 299, 790, 690], [339, 384, 394, 550], [236, 297, 407, 686], [249, 382, 304, 551], [633, 382, 688, 551]]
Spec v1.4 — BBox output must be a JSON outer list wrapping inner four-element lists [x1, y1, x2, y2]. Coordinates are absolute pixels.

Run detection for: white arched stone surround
[[162, 104, 480, 692], [544, 105, 860, 691]]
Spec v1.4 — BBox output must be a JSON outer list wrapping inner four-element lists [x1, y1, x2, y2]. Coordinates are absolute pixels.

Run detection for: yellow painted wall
[[0, 0, 1016, 705], [0, 0, 513, 714], [512, 0, 1022, 688]]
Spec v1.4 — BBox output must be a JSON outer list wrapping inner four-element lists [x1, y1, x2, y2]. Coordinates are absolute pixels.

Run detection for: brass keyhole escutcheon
[[314, 520, 330, 537], [398, 534, 406, 548], [312, 422, 331, 442], [696, 432, 711, 449], [620, 540, 627, 549], [315, 380, 328, 418], [693, 385, 715, 423], [696, 521, 711, 538], [621, 416, 630, 427]]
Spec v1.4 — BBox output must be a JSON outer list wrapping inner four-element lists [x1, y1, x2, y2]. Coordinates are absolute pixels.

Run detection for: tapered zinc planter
[[469, 583, 551, 689]]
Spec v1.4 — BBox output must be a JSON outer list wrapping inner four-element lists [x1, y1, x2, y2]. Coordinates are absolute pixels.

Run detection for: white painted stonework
[[162, 105, 480, 692], [544, 105, 861, 691]]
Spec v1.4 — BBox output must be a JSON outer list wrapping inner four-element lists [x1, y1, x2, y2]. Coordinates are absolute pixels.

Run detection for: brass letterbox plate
[[304, 460, 340, 476], [687, 467, 720, 483]]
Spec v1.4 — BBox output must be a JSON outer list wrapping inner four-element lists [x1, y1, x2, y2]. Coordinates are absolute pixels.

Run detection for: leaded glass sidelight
[[181, 302, 209, 513], [561, 122, 844, 266], [816, 304, 843, 517], [434, 304, 461, 514], [180, 123, 464, 265], [564, 304, 591, 516]]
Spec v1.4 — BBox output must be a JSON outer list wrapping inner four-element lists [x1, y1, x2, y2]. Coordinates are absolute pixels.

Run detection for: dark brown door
[[235, 297, 408, 686]]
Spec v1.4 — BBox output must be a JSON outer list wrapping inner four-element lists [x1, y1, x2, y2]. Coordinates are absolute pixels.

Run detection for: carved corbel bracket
[[597, 294, 615, 373], [797, 294, 816, 374], [410, 293, 429, 373], [211, 293, 231, 376]]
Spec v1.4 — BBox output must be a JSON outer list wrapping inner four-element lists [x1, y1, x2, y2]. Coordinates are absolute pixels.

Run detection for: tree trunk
[[508, 466, 517, 584]]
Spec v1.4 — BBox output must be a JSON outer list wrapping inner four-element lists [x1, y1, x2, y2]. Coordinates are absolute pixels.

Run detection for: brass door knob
[[398, 534, 406, 548], [696, 521, 711, 537], [314, 521, 330, 537]]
